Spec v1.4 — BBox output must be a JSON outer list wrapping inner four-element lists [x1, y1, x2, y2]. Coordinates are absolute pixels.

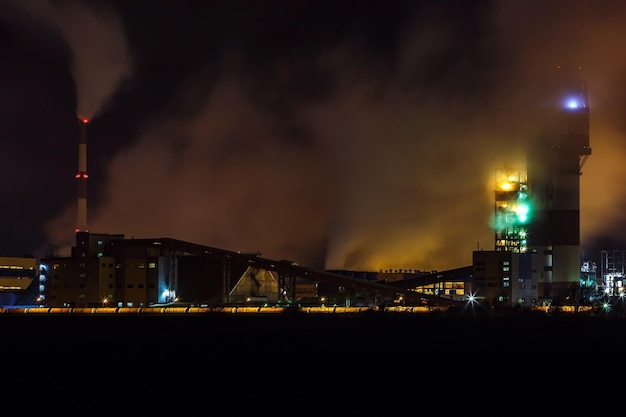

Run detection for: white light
[[466, 292, 477, 306]]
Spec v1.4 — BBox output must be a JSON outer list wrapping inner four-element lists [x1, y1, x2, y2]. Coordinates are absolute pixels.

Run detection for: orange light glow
[[498, 181, 513, 191], [78, 116, 89, 124]]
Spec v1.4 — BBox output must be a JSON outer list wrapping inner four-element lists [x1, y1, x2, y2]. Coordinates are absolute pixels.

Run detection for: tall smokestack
[[76, 116, 89, 232]]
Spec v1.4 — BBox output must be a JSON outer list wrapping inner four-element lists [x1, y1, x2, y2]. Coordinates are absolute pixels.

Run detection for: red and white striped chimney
[[76, 116, 89, 232]]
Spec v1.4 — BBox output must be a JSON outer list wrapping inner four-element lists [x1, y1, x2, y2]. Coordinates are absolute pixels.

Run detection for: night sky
[[1, 0, 625, 272]]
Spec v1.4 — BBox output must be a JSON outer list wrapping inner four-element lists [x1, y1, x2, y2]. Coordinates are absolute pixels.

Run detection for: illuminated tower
[[526, 67, 591, 303], [76, 116, 89, 232], [493, 168, 529, 253]]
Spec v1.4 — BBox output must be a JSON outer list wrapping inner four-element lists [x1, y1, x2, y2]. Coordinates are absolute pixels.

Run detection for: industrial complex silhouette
[[3, 68, 623, 313]]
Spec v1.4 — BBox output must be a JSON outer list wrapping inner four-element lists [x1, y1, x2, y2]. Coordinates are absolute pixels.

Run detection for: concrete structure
[[486, 68, 591, 307], [526, 67, 591, 303]]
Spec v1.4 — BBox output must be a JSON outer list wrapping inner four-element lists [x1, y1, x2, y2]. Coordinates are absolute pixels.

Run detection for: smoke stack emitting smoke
[[3, 0, 132, 242]]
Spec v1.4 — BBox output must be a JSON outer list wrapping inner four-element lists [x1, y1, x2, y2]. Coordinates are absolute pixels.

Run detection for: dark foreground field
[[2, 311, 623, 412]]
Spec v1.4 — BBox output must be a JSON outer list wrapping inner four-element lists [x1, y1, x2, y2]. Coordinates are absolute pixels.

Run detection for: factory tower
[[76, 116, 89, 232], [526, 67, 591, 303]]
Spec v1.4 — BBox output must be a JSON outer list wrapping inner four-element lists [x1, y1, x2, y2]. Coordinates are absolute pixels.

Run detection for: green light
[[516, 203, 529, 223]]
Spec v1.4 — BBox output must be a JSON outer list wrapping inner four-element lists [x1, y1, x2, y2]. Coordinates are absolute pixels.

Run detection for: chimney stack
[[76, 116, 89, 232]]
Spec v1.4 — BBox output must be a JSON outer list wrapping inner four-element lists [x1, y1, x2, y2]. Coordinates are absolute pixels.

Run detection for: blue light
[[562, 94, 586, 110]]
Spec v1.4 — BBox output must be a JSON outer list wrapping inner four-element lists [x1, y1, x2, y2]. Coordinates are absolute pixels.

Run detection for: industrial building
[[39, 231, 246, 308], [472, 250, 532, 306], [0, 256, 37, 307], [37, 232, 463, 308], [526, 67, 591, 303], [4, 69, 613, 310], [29, 114, 466, 309], [599, 250, 626, 297], [467, 68, 592, 307]]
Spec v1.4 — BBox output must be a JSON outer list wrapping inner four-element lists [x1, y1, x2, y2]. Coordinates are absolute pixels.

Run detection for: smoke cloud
[[38, 1, 626, 271], [0, 0, 131, 118]]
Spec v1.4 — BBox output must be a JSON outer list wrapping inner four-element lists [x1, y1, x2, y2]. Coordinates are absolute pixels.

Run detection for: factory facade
[[37, 232, 284, 308]]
